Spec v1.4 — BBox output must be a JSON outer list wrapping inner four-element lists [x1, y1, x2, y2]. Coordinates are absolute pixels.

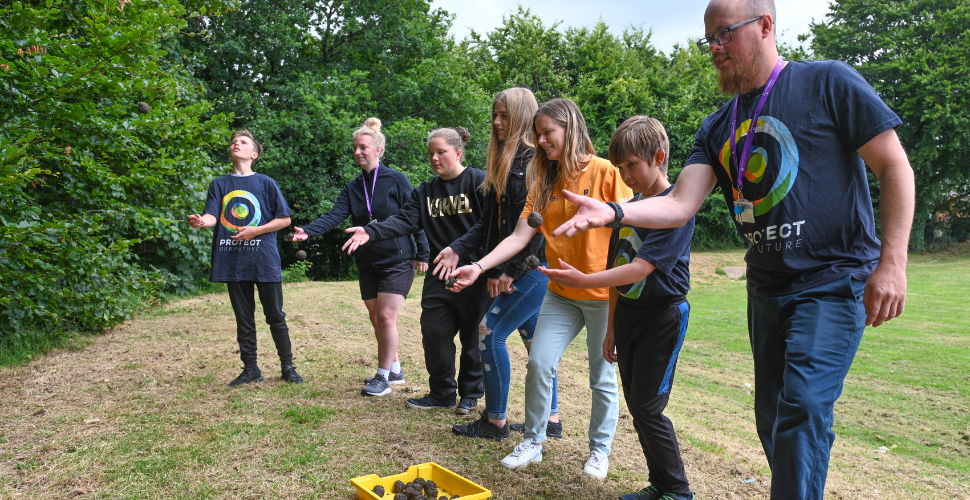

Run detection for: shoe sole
[[455, 406, 476, 415], [500, 453, 542, 470], [406, 401, 454, 410], [228, 376, 263, 387], [361, 387, 392, 397], [362, 378, 406, 385], [451, 427, 509, 442]]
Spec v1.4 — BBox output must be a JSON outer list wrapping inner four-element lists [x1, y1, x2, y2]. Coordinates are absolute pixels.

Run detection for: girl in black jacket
[[290, 117, 429, 397], [343, 127, 490, 413]]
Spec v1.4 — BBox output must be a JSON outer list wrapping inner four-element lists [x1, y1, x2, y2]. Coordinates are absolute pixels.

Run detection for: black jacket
[[365, 167, 487, 265], [302, 164, 430, 269], [449, 147, 545, 280]]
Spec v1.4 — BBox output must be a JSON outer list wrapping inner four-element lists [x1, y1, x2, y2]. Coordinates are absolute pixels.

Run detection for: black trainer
[[406, 394, 455, 409], [228, 365, 263, 387], [281, 364, 303, 384], [364, 369, 405, 385], [455, 398, 478, 415], [361, 373, 391, 397], [452, 414, 510, 441], [510, 419, 563, 439]]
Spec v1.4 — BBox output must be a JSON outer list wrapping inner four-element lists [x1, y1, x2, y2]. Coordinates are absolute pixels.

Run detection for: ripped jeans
[[479, 266, 558, 421]]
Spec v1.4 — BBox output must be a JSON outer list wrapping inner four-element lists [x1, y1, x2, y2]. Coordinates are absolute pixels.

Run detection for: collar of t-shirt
[[230, 172, 256, 177]]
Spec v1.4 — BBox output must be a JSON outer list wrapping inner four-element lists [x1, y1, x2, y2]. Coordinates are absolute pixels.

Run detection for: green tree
[[0, 0, 230, 341], [810, 0, 970, 250]]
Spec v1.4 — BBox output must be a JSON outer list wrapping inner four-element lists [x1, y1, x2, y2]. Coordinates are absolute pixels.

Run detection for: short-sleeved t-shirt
[[607, 188, 694, 305], [686, 60, 901, 297], [520, 156, 633, 301], [202, 172, 292, 282]]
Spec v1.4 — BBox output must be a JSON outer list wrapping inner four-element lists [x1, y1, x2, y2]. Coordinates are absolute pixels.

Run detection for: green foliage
[[281, 260, 312, 283], [0, 0, 229, 340], [810, 0, 970, 251]]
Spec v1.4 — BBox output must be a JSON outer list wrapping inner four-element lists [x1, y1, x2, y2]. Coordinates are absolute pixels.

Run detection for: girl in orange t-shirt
[[450, 98, 632, 479]]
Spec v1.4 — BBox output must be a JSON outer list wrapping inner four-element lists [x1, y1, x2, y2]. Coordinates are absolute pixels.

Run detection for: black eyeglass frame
[[696, 16, 765, 53]]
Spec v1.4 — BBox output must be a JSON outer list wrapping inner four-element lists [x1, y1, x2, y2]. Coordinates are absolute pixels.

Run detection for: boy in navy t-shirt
[[542, 116, 695, 500], [188, 130, 303, 387]]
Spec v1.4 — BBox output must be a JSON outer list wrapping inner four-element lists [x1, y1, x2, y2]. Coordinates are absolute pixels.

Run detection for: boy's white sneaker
[[500, 439, 543, 469], [583, 450, 609, 480]]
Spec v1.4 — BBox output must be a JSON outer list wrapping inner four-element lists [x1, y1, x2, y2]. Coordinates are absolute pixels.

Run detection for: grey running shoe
[[361, 373, 391, 397], [364, 369, 404, 385], [455, 398, 478, 415], [229, 365, 263, 387], [452, 414, 509, 441], [510, 419, 563, 438]]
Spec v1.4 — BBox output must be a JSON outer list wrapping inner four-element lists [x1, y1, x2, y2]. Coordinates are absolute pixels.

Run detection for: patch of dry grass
[[0, 251, 967, 499]]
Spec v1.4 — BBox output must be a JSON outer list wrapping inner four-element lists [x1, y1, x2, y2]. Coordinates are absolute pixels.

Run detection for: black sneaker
[[452, 414, 509, 441], [406, 394, 455, 409], [455, 398, 478, 415], [510, 419, 563, 439], [228, 365, 263, 387], [281, 364, 303, 384], [364, 369, 405, 385], [361, 373, 391, 397]]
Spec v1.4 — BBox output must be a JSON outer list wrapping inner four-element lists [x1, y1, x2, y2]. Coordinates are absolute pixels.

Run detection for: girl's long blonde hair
[[480, 88, 538, 195], [526, 98, 595, 213]]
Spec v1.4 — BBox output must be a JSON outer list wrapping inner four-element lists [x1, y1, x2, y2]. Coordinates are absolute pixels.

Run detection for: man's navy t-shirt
[[686, 60, 901, 297], [607, 188, 694, 304], [202, 173, 292, 282]]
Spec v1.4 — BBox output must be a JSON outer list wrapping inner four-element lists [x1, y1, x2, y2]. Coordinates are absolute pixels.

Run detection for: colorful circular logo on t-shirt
[[718, 115, 799, 216], [220, 190, 262, 233], [614, 226, 647, 299]]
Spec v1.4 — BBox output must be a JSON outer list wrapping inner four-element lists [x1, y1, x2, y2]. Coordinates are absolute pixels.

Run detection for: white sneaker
[[583, 450, 609, 480], [500, 439, 543, 469]]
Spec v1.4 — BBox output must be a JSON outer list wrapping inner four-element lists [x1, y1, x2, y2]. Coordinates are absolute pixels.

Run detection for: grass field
[[0, 249, 968, 499]]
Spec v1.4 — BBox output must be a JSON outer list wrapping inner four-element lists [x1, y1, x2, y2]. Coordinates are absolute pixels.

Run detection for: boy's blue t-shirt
[[202, 172, 292, 282], [607, 187, 694, 304], [686, 60, 901, 297]]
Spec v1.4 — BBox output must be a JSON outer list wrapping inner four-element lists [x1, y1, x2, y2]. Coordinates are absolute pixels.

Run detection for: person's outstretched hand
[[552, 190, 614, 237], [289, 226, 309, 242], [341, 227, 370, 254], [433, 247, 460, 280], [187, 214, 207, 228], [447, 264, 482, 292]]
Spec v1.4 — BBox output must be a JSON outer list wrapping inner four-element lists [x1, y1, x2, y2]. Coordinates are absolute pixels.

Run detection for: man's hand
[[341, 227, 370, 254], [552, 190, 614, 237], [602, 326, 617, 364], [864, 261, 907, 327], [487, 274, 516, 298], [290, 226, 309, 242], [448, 264, 482, 292], [540, 259, 590, 289], [231, 226, 262, 241], [414, 261, 428, 275], [433, 247, 460, 280]]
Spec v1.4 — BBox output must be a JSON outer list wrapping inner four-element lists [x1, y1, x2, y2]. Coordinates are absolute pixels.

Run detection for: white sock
[[377, 368, 390, 379], [391, 361, 401, 374]]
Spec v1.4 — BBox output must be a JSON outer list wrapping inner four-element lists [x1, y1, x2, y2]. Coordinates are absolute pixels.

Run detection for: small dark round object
[[414, 478, 425, 486], [373, 485, 385, 497], [424, 480, 436, 490], [524, 255, 540, 271], [439, 496, 448, 500], [527, 211, 543, 229], [425, 488, 438, 498], [394, 494, 407, 500], [137, 102, 150, 114], [394, 481, 406, 493], [295, 249, 307, 260], [444, 277, 457, 287]]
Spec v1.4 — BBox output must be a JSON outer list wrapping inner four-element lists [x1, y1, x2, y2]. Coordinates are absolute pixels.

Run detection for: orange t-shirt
[[520, 156, 633, 301]]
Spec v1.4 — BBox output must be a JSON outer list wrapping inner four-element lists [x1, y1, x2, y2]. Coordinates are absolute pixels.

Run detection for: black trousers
[[226, 281, 293, 367], [614, 299, 691, 496], [419, 276, 490, 401]]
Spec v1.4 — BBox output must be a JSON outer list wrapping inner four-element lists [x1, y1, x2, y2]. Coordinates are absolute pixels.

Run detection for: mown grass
[[0, 251, 967, 499]]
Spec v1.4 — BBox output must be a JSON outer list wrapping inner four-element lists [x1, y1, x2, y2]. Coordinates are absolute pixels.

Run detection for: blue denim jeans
[[524, 290, 619, 455], [479, 266, 557, 420], [748, 276, 867, 500]]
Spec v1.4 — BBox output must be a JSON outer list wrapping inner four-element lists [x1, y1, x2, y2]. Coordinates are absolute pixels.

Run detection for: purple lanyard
[[362, 163, 380, 219], [730, 58, 785, 198]]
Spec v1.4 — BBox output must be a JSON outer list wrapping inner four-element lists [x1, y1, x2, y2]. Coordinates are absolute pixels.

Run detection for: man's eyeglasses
[[696, 16, 764, 54]]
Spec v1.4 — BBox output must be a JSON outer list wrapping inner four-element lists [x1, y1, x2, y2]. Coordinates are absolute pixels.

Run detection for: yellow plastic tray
[[351, 462, 491, 500]]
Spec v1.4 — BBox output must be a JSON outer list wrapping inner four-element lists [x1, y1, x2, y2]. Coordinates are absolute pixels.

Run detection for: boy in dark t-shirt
[[187, 130, 303, 387], [542, 117, 695, 500]]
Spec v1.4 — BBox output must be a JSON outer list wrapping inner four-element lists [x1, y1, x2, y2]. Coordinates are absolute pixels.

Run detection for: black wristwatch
[[605, 201, 625, 228]]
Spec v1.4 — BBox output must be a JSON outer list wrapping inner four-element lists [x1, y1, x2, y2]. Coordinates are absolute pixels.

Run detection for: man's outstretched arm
[[553, 162, 718, 237]]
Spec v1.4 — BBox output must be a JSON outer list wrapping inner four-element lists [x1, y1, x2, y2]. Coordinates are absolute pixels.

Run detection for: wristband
[[472, 261, 485, 273], [605, 201, 625, 229]]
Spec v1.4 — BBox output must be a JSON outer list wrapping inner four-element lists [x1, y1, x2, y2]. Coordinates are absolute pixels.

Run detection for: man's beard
[[715, 48, 767, 96]]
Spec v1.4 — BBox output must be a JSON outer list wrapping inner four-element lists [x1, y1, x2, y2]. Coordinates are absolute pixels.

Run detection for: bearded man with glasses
[[552, 1, 915, 499]]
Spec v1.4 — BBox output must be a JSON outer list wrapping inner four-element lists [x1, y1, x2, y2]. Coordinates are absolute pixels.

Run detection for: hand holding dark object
[[295, 250, 307, 260], [527, 211, 543, 229], [289, 226, 309, 242], [444, 277, 457, 288]]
